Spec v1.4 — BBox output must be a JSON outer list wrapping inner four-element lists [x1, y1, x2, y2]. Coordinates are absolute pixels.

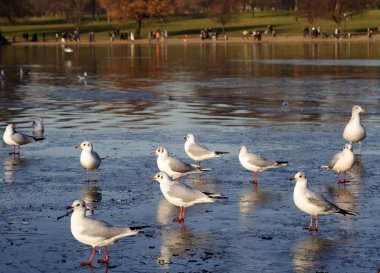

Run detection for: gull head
[[344, 143, 353, 151], [290, 171, 307, 182], [76, 141, 94, 151], [239, 144, 248, 153], [185, 133, 195, 141], [149, 171, 170, 183], [154, 147, 169, 157], [66, 199, 86, 214], [352, 105, 365, 114], [5, 124, 16, 133]]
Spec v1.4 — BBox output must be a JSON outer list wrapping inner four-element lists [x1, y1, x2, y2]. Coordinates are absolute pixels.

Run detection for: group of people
[[148, 29, 167, 43], [200, 28, 219, 40]]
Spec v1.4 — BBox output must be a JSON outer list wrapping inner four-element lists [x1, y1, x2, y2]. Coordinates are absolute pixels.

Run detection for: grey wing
[[328, 152, 342, 169], [93, 151, 102, 163], [168, 157, 194, 172], [306, 190, 340, 213], [82, 218, 127, 238], [12, 132, 35, 145], [246, 153, 276, 168], [188, 142, 211, 156], [168, 182, 207, 203]]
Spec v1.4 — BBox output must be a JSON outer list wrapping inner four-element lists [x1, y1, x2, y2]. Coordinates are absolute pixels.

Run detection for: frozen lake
[[0, 42, 379, 272]]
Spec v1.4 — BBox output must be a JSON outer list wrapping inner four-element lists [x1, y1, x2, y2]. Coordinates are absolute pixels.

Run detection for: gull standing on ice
[[154, 146, 208, 180], [66, 200, 146, 266], [239, 144, 288, 184], [32, 118, 44, 138], [3, 124, 45, 155], [321, 144, 355, 183], [184, 133, 228, 167], [149, 171, 225, 223], [78, 72, 88, 81], [290, 171, 357, 231], [343, 105, 366, 151], [76, 141, 101, 182]]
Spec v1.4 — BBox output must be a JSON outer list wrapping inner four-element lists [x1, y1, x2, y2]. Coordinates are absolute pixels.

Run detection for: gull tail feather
[[338, 209, 359, 216], [276, 161, 289, 166], [320, 165, 330, 170], [203, 192, 228, 199], [215, 151, 229, 156]]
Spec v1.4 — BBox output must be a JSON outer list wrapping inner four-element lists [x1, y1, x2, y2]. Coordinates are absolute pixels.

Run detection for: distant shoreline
[[6, 34, 379, 46]]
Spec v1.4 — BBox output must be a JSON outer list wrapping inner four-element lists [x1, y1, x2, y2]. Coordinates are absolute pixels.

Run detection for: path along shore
[[7, 33, 380, 46]]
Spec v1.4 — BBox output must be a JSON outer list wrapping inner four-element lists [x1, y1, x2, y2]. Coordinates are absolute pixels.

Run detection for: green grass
[[0, 10, 379, 40]]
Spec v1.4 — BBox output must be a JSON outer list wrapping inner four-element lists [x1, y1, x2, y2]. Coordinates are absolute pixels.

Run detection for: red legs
[[10, 146, 20, 156], [303, 215, 319, 231], [338, 171, 348, 184], [98, 246, 109, 264], [251, 171, 259, 184], [92, 169, 97, 182], [252, 183, 258, 193], [173, 207, 186, 223], [81, 247, 96, 266]]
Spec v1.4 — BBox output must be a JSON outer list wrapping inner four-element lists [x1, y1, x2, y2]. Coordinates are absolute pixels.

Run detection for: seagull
[[239, 144, 288, 184], [66, 200, 146, 266], [149, 171, 226, 223], [32, 118, 44, 137], [343, 105, 366, 151], [76, 141, 101, 182], [19, 67, 30, 79], [321, 144, 355, 183], [0, 69, 5, 81], [154, 146, 209, 180], [78, 72, 88, 81], [64, 46, 74, 53], [3, 124, 45, 155], [290, 171, 358, 231], [184, 133, 228, 166]]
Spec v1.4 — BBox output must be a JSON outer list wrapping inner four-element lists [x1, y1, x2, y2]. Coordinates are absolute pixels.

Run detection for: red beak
[[66, 205, 74, 210], [149, 177, 156, 181]]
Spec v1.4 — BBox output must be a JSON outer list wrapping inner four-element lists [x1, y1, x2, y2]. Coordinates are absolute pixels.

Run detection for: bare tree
[[0, 0, 32, 23]]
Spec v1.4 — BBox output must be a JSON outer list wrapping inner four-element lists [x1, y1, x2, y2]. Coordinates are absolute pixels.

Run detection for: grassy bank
[[0, 10, 379, 41]]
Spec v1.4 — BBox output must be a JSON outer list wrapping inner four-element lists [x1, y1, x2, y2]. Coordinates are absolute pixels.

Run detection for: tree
[[100, 0, 177, 39], [210, 0, 240, 34], [0, 0, 32, 23], [297, 0, 370, 25]]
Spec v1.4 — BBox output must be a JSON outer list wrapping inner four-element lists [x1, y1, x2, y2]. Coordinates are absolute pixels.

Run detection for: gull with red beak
[[149, 171, 226, 223], [321, 143, 355, 183], [66, 200, 146, 266]]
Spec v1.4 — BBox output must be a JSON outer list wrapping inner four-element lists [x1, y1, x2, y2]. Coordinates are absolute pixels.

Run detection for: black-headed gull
[[239, 144, 288, 184], [184, 133, 228, 166], [76, 141, 101, 182], [154, 146, 208, 180], [3, 124, 44, 155], [149, 171, 225, 223], [66, 200, 146, 266], [78, 72, 88, 81], [290, 171, 357, 231], [343, 105, 366, 150], [321, 144, 355, 183]]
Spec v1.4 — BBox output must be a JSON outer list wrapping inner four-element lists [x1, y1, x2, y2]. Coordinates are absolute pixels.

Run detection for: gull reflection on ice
[[81, 184, 102, 216]]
